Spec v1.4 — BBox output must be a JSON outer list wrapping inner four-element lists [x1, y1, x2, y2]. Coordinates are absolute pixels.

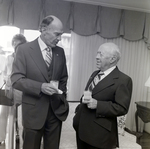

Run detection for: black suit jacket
[[11, 39, 69, 129], [73, 67, 132, 148]]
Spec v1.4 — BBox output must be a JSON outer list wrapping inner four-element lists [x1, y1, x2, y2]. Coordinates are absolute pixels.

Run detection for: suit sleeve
[[50, 49, 69, 121], [59, 49, 68, 94], [11, 46, 42, 97], [96, 77, 133, 117]]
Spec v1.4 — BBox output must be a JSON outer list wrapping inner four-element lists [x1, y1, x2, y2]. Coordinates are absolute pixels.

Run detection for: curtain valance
[[0, 0, 150, 48], [0, 0, 70, 32], [69, 3, 150, 45]]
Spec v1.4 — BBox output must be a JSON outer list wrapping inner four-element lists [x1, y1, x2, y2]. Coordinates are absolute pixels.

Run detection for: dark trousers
[[23, 105, 62, 149], [76, 133, 116, 149], [76, 133, 102, 149]]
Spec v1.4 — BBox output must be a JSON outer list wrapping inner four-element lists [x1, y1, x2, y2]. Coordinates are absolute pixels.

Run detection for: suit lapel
[[85, 70, 100, 90], [51, 47, 59, 79], [28, 39, 49, 82], [92, 67, 119, 95], [51, 47, 64, 80]]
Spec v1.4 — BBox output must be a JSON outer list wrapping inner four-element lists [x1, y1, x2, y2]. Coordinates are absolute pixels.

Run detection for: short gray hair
[[12, 34, 27, 47]]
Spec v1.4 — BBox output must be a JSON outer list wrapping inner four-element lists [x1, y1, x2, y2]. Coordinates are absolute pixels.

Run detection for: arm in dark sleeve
[[96, 77, 132, 117], [11, 47, 42, 97]]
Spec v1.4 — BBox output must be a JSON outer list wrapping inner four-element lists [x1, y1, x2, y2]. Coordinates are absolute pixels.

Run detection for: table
[[135, 101, 150, 133]]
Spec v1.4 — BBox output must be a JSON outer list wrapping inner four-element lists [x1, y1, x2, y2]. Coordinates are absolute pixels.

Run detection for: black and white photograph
[[0, 0, 150, 149]]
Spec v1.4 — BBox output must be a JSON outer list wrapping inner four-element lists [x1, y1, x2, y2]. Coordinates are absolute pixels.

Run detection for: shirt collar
[[103, 66, 116, 76], [38, 37, 47, 51]]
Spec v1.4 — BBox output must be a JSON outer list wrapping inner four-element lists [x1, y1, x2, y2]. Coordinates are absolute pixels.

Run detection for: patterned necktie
[[89, 72, 104, 91], [45, 47, 52, 67]]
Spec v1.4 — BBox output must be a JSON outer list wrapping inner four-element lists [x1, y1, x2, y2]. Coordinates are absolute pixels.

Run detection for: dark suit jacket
[[11, 39, 69, 129], [73, 67, 132, 149]]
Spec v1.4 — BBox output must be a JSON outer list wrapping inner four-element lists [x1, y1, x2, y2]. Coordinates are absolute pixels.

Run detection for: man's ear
[[41, 26, 47, 33], [110, 56, 117, 64]]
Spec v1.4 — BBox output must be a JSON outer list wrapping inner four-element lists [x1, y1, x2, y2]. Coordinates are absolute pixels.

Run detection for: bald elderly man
[[73, 43, 133, 149]]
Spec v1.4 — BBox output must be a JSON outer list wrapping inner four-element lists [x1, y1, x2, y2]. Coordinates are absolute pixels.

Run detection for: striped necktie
[[89, 72, 104, 91], [45, 47, 52, 67]]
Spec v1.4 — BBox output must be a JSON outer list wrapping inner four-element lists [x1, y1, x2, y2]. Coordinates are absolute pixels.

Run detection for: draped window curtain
[[67, 31, 150, 132]]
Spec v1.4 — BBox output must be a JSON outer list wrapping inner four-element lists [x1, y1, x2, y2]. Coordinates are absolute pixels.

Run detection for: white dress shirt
[[38, 37, 48, 61], [101, 66, 116, 81]]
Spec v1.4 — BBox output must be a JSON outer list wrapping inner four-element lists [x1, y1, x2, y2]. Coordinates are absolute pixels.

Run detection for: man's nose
[[57, 35, 61, 41], [96, 55, 99, 59]]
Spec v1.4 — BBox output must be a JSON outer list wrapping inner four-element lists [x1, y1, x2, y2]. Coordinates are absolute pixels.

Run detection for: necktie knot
[[45, 47, 51, 52], [98, 72, 104, 79], [88, 71, 104, 91]]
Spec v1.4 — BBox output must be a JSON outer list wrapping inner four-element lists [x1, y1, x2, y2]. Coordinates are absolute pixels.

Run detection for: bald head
[[100, 43, 121, 61], [39, 15, 63, 32], [96, 42, 121, 71], [39, 15, 63, 47]]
